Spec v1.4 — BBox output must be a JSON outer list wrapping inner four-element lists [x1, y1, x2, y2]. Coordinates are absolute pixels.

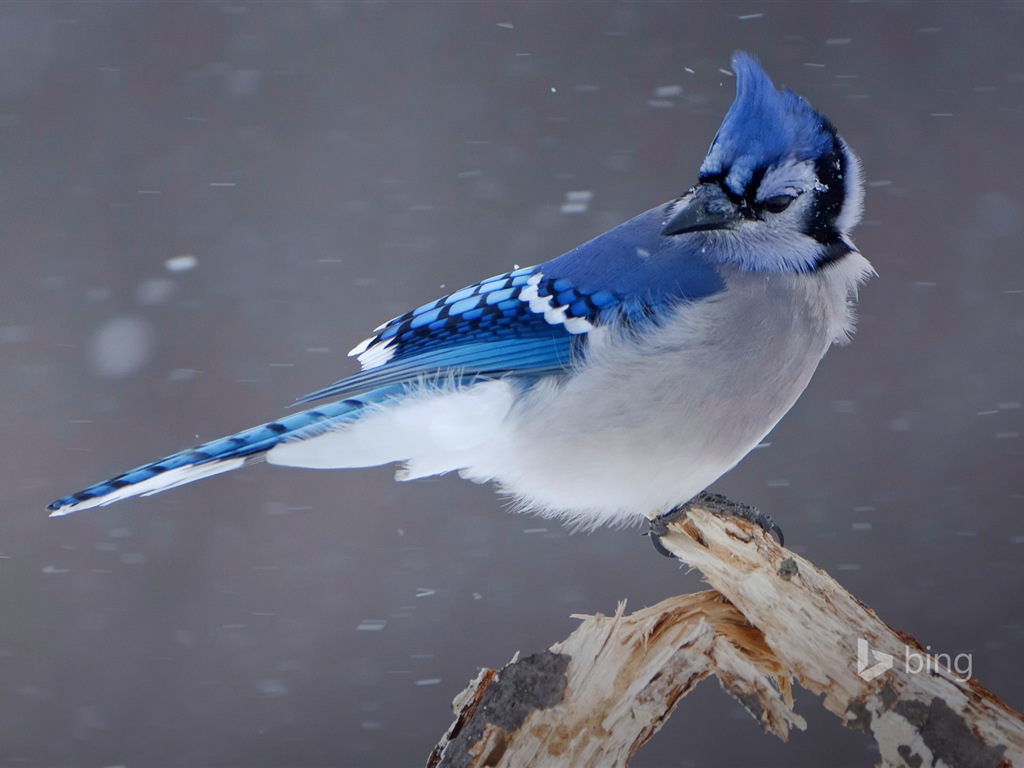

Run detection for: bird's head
[[663, 52, 863, 273]]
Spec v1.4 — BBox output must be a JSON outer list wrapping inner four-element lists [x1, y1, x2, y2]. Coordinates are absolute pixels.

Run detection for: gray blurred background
[[6, 2, 1024, 766]]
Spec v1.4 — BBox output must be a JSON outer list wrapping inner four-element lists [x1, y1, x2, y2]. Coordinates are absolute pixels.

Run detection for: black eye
[[762, 195, 795, 214]]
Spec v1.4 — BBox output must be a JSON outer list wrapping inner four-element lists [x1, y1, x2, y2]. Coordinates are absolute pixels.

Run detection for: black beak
[[662, 183, 743, 236]]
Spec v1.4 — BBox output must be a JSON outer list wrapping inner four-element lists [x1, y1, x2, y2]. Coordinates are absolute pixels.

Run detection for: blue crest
[[701, 52, 833, 196]]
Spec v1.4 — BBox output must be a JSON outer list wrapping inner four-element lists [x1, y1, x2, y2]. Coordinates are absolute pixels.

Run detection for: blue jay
[[48, 53, 873, 529]]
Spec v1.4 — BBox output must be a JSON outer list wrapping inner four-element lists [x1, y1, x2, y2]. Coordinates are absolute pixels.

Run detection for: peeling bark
[[429, 503, 1024, 767]]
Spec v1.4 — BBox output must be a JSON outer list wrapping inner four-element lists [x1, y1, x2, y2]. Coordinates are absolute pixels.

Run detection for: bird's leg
[[648, 491, 784, 557]]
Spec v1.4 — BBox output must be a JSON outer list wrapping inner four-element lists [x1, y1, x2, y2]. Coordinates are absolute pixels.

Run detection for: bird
[[47, 52, 873, 530]]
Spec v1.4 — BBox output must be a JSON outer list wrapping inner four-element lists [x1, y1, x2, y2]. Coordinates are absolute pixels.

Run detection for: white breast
[[452, 252, 873, 527]]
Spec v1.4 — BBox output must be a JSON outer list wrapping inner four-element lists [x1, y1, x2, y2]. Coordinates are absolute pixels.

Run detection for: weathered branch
[[429, 502, 1024, 767]]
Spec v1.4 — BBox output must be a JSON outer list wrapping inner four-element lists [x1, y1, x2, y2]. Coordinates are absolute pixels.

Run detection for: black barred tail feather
[[46, 391, 397, 516]]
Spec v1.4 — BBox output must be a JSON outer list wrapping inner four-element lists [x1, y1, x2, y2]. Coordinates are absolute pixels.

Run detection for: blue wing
[[296, 205, 725, 405], [295, 267, 618, 403]]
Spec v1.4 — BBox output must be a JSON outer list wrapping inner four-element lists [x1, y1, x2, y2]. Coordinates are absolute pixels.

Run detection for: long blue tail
[[47, 389, 399, 516]]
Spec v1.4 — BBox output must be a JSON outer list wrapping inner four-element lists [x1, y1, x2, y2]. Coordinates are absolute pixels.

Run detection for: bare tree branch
[[429, 502, 1024, 767]]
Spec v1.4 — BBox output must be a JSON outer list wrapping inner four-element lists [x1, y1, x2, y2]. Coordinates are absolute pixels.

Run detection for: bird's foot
[[648, 491, 784, 557]]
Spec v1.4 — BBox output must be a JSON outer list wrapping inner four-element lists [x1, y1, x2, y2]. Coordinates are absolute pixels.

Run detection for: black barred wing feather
[[295, 267, 622, 404]]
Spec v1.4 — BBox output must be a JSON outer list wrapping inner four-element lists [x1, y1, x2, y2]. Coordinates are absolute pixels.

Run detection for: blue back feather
[[540, 207, 723, 309]]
